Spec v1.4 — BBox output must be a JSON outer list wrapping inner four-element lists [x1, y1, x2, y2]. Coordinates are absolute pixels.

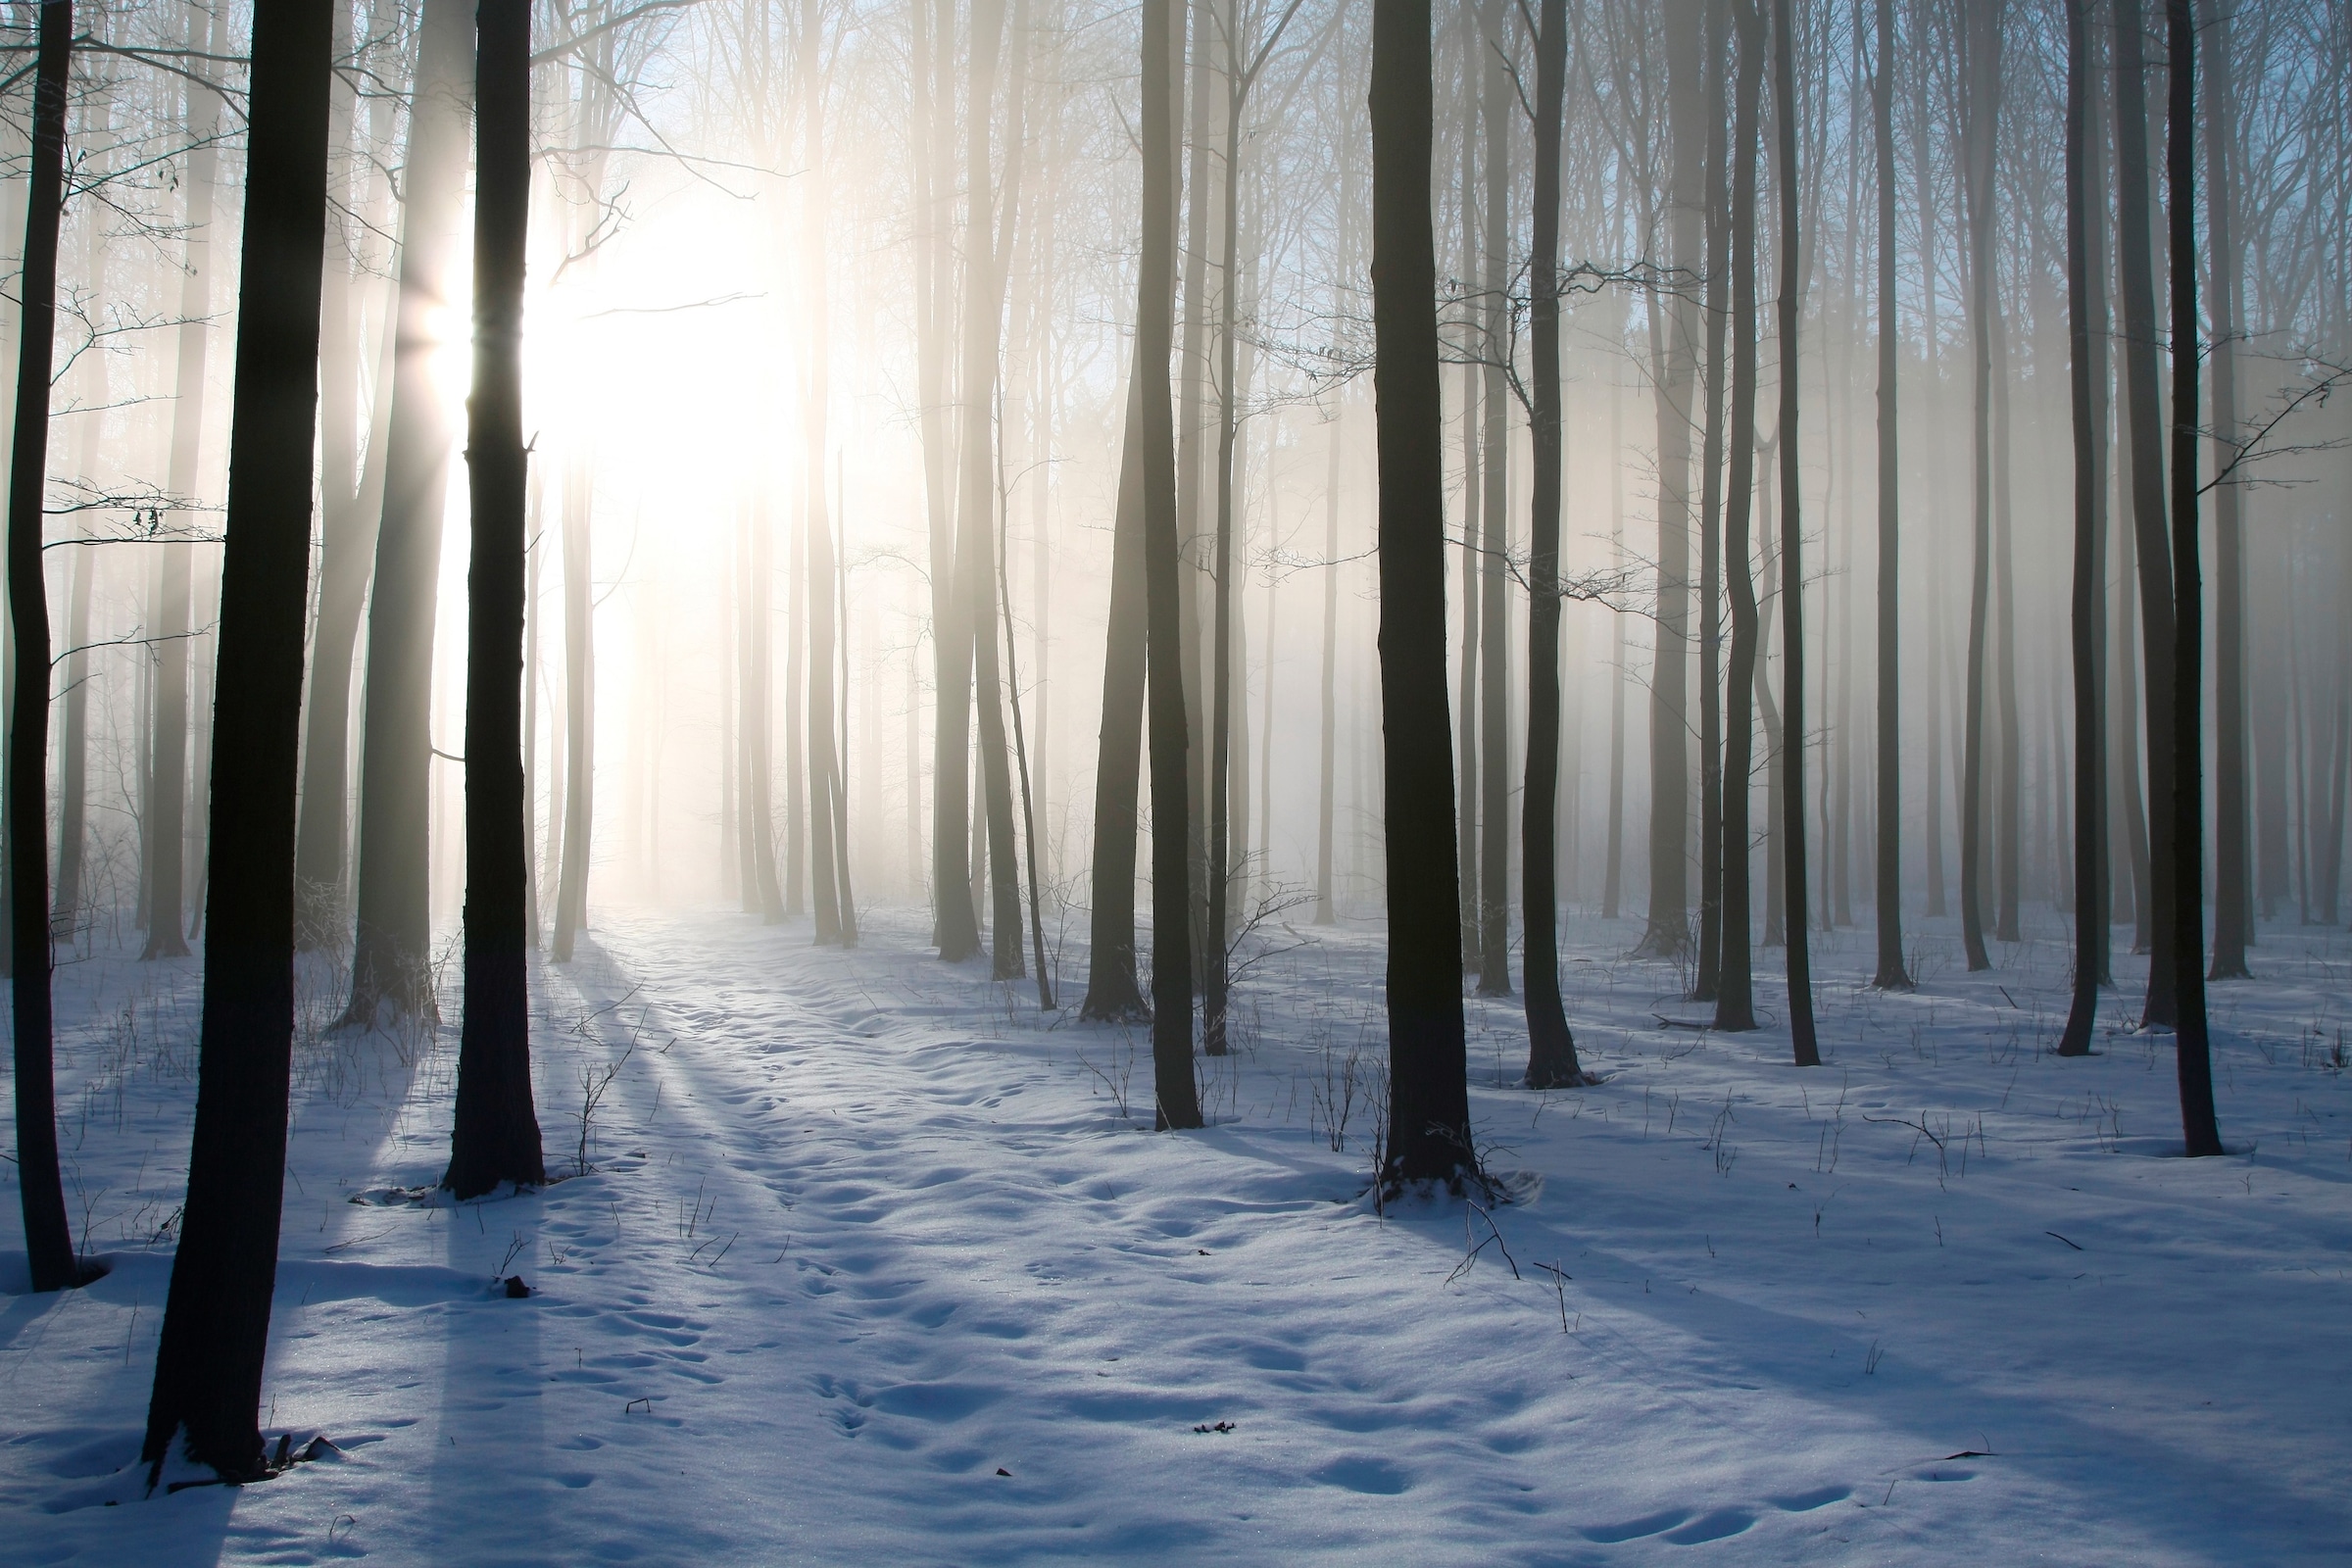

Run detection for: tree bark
[[1713, 0, 1762, 1034], [1772, 0, 1817, 1065], [7, 0, 77, 1295], [1694, 0, 1731, 999], [1957, 0, 1999, 974], [141, 0, 333, 1474], [2161, 0, 2221, 1154], [343, 0, 473, 1021], [1521, 0, 1583, 1089], [2113, 0, 2180, 1026], [1372, 0, 1471, 1184], [444, 0, 545, 1200], [1868, 0, 1907, 989], [1081, 365, 1151, 1016], [2058, 0, 2102, 1056], [2201, 0, 2250, 980], [1138, 0, 1201, 1130], [1474, 0, 1511, 996]]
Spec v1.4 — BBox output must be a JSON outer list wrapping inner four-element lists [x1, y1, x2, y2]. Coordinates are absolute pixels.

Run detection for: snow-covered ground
[[4, 900, 2349, 1564]]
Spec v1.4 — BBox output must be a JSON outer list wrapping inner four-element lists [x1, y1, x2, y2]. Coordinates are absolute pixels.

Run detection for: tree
[[142, 0, 335, 1477], [2057, 0, 2100, 1057], [1080, 368, 1152, 1018], [1770, 0, 1817, 1067], [444, 0, 547, 1200], [1693, 0, 1732, 1000], [1138, 0, 1202, 1131], [2161, 0, 2221, 1154], [1520, 0, 1585, 1090], [1634, 0, 1708, 962], [2201, 0, 2250, 981], [1372, 0, 1470, 1184], [804, 0, 846, 948], [1712, 0, 1763, 1035], [1867, 0, 1907, 990], [1204, 0, 1308, 1054], [7, 0, 81, 1296], [1956, 0, 2001, 974], [1472, 0, 1510, 997], [342, 0, 475, 1022], [2111, 0, 2180, 1028]]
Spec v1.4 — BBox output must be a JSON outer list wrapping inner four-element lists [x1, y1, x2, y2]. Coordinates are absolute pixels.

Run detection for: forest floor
[[3, 898, 2349, 1564]]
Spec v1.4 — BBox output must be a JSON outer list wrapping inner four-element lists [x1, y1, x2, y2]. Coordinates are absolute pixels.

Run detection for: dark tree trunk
[[2113, 0, 2180, 1026], [444, 0, 545, 1200], [1868, 0, 1907, 990], [1475, 0, 1511, 998], [1992, 273, 2023, 947], [1314, 376, 1342, 925], [141, 0, 333, 1475], [1081, 367, 1151, 1017], [2201, 0, 2250, 981], [1713, 0, 1763, 1034], [1772, 0, 1818, 1066], [2058, 0, 2102, 1057], [343, 0, 473, 1021], [1693, 0, 1731, 1001], [1957, 0, 1999, 974], [2082, 12, 2114, 988], [8, 0, 78, 1296], [1372, 0, 1470, 1184], [1521, 0, 1583, 1089], [2162, 0, 2221, 1155], [1138, 0, 1200, 1131]]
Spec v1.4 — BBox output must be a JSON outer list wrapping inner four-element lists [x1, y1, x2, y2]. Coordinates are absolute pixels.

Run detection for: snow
[[4, 904, 2349, 1563]]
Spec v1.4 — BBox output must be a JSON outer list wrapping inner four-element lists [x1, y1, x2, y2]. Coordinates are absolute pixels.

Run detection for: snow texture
[[3, 906, 2348, 1563]]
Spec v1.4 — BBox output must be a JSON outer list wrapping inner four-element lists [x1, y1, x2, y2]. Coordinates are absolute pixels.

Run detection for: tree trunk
[[1771, 0, 1818, 1065], [551, 454, 597, 957], [2201, 0, 2250, 980], [343, 0, 473, 1021], [444, 0, 544, 1200], [140, 0, 333, 1473], [2058, 0, 2102, 1056], [1694, 0, 1731, 999], [1520, 0, 1583, 1089], [1475, 0, 1511, 997], [2113, 0, 2180, 1026], [147, 7, 228, 962], [1991, 257, 2023, 946], [51, 513, 91, 943], [1713, 0, 1763, 1034], [293, 0, 379, 946], [1868, 0, 1907, 989], [7, 0, 77, 1296], [1957, 0, 1999, 974], [2161, 0, 2221, 1154], [803, 0, 842, 946], [1372, 0, 1470, 1184], [1137, 0, 1200, 1130], [1636, 0, 1706, 963], [1080, 366, 1151, 1016], [1314, 371, 1342, 924]]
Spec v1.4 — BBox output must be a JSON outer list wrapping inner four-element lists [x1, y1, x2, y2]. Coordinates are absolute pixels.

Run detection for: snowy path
[[4, 905, 2350, 1563]]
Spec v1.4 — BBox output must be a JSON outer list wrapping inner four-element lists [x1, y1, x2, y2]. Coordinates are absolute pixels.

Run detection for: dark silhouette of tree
[[1138, 0, 1201, 1131], [343, 0, 474, 1021], [445, 0, 547, 1200], [1956, 0, 2000, 974], [2162, 0, 2221, 1155], [2112, 0, 2180, 1028], [1867, 0, 1908, 992], [1372, 0, 1470, 1184], [1473, 0, 1510, 998], [142, 0, 335, 1478], [7, 0, 81, 1296], [2202, 0, 2251, 981], [2058, 0, 2101, 1058], [1693, 0, 1732, 1002], [1712, 0, 1763, 1036], [1770, 0, 1817, 1067], [1521, 0, 1584, 1090]]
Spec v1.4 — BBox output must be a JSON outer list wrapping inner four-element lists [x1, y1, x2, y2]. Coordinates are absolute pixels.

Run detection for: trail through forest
[[6, 907, 2350, 1563]]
